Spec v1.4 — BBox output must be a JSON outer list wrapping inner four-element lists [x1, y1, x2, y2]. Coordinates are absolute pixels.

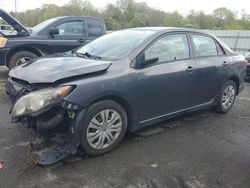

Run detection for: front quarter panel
[[63, 61, 139, 125]]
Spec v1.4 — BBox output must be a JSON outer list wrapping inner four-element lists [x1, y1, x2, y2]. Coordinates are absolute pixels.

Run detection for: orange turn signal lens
[[58, 86, 73, 97], [0, 37, 7, 48]]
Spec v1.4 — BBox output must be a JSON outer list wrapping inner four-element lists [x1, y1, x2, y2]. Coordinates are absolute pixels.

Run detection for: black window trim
[[136, 32, 192, 68], [215, 40, 226, 56], [190, 32, 226, 59]]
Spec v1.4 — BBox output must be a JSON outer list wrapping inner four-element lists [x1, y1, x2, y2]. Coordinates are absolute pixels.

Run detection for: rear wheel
[[8, 51, 38, 69], [80, 100, 127, 156], [214, 80, 237, 113]]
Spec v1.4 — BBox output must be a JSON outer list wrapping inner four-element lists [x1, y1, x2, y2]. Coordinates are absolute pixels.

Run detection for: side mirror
[[49, 27, 59, 36], [144, 51, 159, 65], [135, 51, 159, 68]]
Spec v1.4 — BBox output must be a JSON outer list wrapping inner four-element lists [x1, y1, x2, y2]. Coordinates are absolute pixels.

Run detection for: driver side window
[[145, 33, 190, 64], [55, 21, 86, 37]]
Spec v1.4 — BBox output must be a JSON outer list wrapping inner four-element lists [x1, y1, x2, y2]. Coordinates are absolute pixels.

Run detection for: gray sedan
[[6, 27, 246, 165]]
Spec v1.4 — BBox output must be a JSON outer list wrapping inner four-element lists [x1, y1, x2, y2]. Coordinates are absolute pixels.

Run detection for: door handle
[[78, 39, 91, 43], [223, 61, 229, 66], [186, 66, 196, 72], [78, 39, 85, 43]]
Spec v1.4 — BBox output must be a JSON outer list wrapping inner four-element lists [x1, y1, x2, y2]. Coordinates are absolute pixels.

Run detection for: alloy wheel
[[221, 85, 236, 110], [16, 57, 32, 65]]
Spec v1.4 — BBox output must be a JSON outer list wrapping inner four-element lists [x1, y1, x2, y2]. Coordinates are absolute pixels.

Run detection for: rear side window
[[145, 33, 190, 63], [87, 19, 102, 37], [192, 34, 218, 57]]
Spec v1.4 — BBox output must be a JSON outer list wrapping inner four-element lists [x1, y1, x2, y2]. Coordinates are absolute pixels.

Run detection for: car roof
[[53, 16, 104, 20], [128, 27, 210, 35]]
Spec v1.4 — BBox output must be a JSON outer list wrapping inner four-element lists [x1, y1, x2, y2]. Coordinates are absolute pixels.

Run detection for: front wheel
[[80, 100, 128, 156], [8, 51, 38, 69], [214, 80, 237, 114]]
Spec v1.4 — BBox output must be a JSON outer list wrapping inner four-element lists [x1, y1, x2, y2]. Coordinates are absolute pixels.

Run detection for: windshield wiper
[[75, 51, 102, 60]]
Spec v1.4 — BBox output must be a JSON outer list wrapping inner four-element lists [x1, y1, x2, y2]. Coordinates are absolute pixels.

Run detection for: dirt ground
[[1, 66, 250, 188]]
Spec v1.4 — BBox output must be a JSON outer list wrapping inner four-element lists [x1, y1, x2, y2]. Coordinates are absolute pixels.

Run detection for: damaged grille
[[8, 93, 17, 103], [5, 78, 30, 103]]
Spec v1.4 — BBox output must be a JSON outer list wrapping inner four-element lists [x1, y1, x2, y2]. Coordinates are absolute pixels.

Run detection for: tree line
[[7, 0, 250, 30]]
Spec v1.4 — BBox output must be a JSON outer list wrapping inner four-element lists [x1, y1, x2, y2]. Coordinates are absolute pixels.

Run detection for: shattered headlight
[[11, 86, 73, 117]]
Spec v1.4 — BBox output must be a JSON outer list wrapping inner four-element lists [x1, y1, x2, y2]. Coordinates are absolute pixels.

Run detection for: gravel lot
[[1, 66, 250, 188]]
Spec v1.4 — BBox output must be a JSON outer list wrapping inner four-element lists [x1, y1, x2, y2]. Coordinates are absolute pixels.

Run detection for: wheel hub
[[102, 123, 108, 131]]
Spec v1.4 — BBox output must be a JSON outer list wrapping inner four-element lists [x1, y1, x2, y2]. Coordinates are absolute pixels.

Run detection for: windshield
[[76, 29, 156, 61], [32, 18, 58, 33]]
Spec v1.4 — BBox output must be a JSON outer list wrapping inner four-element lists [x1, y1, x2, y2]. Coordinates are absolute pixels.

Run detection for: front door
[[51, 20, 88, 53], [137, 33, 198, 123]]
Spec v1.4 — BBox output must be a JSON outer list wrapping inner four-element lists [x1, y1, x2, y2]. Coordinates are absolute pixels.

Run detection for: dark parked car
[[245, 50, 250, 80], [0, 9, 106, 69], [6, 28, 246, 165]]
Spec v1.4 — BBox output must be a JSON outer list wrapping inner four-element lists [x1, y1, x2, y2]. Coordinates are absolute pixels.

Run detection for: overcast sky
[[1, 0, 250, 15]]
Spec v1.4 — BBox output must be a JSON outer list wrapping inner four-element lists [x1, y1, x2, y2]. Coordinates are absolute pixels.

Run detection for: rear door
[[190, 33, 228, 104], [51, 20, 87, 53]]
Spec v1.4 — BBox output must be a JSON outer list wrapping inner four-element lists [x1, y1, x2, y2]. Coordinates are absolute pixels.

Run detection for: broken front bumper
[[5, 78, 85, 165], [25, 108, 85, 165]]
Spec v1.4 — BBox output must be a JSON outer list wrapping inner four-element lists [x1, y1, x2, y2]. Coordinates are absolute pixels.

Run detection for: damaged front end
[[6, 77, 85, 165]]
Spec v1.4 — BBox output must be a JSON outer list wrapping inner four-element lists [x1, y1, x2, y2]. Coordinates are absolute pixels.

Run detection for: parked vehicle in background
[[5, 27, 246, 165], [0, 9, 106, 69], [245, 49, 250, 80]]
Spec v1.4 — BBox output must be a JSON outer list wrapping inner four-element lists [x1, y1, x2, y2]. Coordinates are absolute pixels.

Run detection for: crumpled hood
[[9, 56, 112, 84]]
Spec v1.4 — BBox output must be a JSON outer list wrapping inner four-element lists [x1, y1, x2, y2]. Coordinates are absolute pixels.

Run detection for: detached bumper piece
[[15, 104, 84, 165], [31, 134, 78, 165]]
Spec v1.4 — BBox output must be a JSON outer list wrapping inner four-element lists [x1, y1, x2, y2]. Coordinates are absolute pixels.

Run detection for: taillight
[[244, 59, 249, 65]]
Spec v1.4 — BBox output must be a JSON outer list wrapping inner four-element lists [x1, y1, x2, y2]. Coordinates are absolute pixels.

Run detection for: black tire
[[79, 100, 128, 156], [8, 51, 38, 69], [214, 80, 237, 114]]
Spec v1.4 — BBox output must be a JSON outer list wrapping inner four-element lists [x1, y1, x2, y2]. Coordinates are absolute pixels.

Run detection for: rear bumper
[[0, 48, 9, 66], [246, 65, 250, 80]]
